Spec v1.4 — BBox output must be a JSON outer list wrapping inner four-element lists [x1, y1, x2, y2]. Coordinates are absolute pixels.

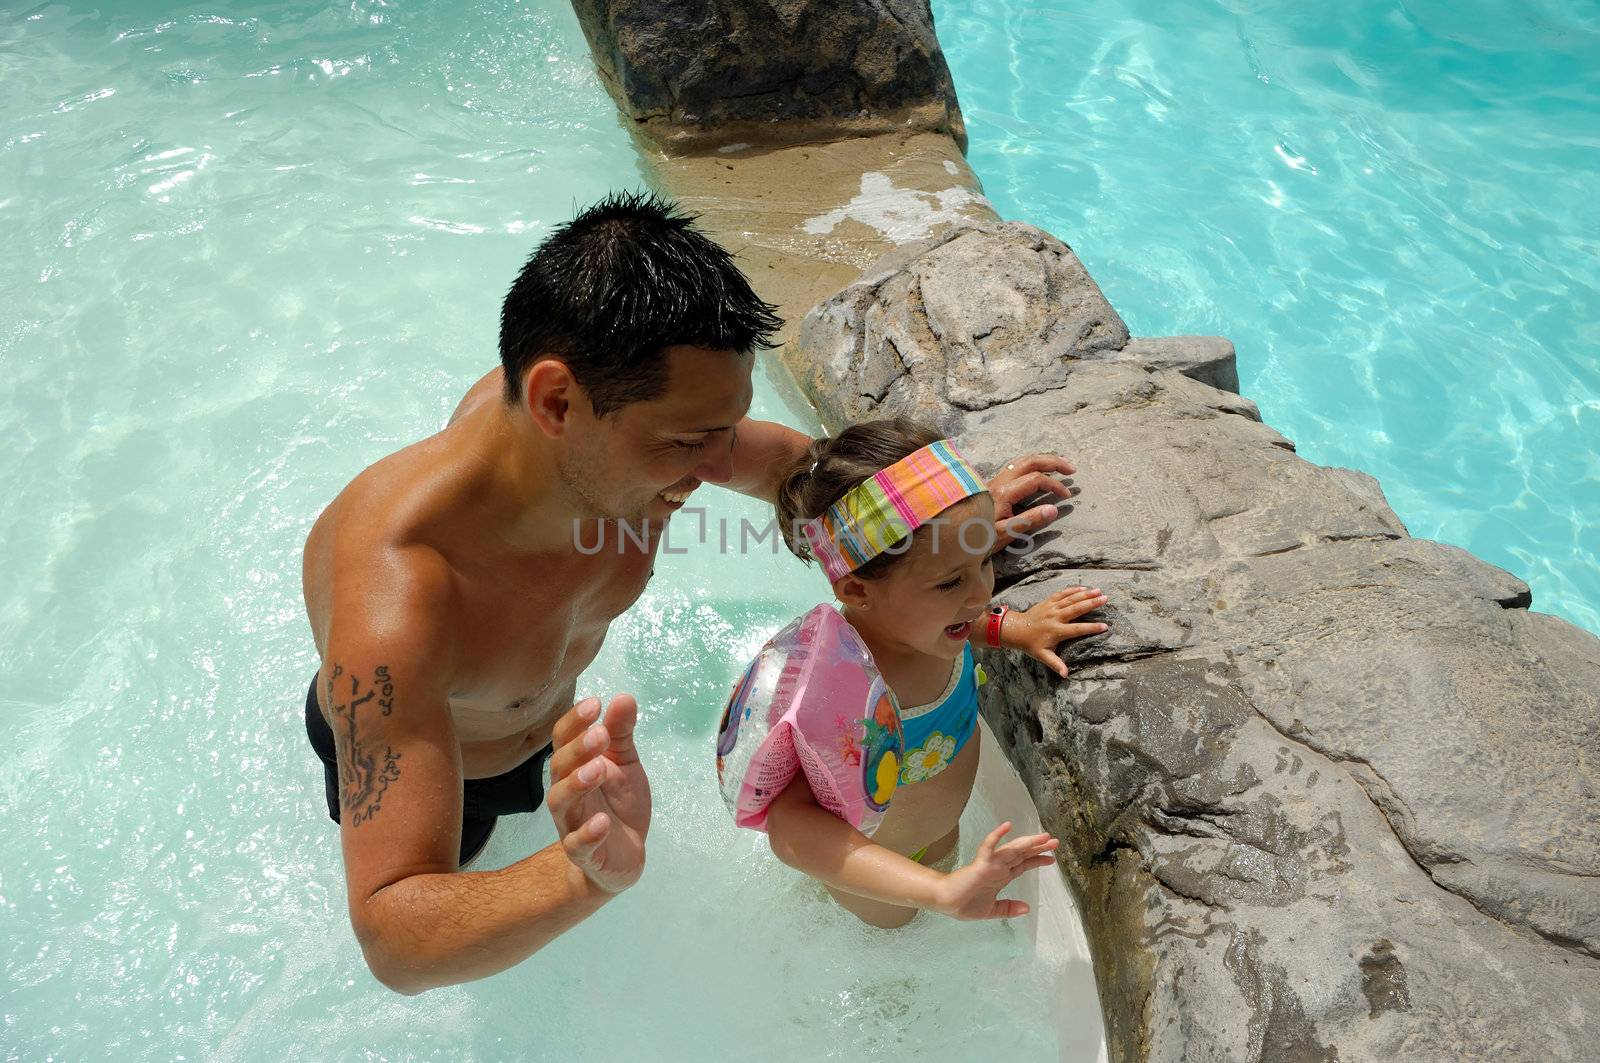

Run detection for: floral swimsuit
[[897, 643, 983, 786]]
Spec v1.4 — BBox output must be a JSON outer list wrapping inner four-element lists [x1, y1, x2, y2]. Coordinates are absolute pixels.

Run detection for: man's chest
[[449, 543, 659, 712]]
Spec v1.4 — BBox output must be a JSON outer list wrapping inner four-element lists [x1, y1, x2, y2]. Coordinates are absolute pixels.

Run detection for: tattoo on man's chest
[[327, 663, 402, 825]]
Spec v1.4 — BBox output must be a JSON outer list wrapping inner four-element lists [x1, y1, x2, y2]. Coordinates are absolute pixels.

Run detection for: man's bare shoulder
[[303, 407, 494, 649], [314, 432, 466, 548], [450, 367, 505, 425]]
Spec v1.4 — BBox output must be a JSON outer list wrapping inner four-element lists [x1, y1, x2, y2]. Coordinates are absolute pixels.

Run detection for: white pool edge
[[972, 719, 1110, 1063]]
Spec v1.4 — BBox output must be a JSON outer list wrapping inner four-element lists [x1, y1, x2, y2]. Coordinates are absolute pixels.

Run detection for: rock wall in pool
[[566, 2, 1600, 1059], [801, 222, 1600, 1061], [569, 0, 965, 152]]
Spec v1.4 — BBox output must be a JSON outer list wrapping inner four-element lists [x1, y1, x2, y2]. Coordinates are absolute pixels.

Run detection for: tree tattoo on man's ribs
[[328, 663, 401, 825]]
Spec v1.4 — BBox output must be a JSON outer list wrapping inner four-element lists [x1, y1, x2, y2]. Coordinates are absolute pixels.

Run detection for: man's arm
[[720, 417, 813, 503], [323, 547, 617, 995]]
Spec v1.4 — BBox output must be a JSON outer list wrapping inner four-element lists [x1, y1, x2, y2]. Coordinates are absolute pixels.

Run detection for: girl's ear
[[832, 574, 872, 610]]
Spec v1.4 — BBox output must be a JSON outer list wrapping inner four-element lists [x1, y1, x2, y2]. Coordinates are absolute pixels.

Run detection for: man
[[300, 193, 1072, 994]]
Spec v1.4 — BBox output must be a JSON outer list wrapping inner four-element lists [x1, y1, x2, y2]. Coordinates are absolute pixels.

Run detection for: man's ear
[[523, 359, 583, 438]]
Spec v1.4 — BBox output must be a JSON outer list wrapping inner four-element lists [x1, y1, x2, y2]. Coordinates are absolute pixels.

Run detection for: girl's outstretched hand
[[1009, 586, 1108, 679], [934, 822, 1060, 920]]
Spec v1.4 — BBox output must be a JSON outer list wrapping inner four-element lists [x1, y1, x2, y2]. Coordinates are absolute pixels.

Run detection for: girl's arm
[[765, 775, 948, 911], [972, 586, 1109, 678], [764, 773, 1058, 919]]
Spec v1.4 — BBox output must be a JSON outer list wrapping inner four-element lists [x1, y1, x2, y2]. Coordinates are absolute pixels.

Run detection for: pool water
[[936, 0, 1600, 634], [0, 1, 1068, 1059]]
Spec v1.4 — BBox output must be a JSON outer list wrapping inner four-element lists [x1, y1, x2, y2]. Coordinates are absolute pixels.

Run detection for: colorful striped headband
[[802, 439, 988, 582]]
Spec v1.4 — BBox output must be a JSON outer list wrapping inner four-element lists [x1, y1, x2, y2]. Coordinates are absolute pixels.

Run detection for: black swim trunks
[[303, 674, 552, 866]]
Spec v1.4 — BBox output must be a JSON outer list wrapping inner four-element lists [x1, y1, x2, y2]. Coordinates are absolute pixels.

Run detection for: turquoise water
[[937, 0, 1600, 634], [0, 2, 1061, 1059]]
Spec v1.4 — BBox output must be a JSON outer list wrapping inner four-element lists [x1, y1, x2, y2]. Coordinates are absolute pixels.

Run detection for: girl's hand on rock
[[1012, 587, 1109, 678]]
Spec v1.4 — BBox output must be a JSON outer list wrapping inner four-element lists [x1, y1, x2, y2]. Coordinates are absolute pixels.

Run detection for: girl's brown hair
[[775, 416, 944, 580]]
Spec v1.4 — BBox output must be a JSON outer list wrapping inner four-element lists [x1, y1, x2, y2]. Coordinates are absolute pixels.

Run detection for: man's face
[[558, 345, 754, 523]]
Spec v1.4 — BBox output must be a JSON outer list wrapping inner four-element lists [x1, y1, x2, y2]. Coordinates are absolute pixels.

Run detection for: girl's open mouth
[[943, 620, 972, 639]]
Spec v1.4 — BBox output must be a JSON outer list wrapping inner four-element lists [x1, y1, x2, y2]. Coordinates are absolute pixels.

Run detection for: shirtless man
[[299, 193, 1074, 995]]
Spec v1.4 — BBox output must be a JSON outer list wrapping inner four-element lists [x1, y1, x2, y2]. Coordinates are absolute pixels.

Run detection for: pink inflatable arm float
[[715, 605, 904, 835]]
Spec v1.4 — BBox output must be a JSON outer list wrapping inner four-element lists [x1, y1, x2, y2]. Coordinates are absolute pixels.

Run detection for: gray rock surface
[[795, 237, 1600, 1060], [568, 0, 966, 151], [1120, 335, 1240, 395], [791, 222, 1129, 431]]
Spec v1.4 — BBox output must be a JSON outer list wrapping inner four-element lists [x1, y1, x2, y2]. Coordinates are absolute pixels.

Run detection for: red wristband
[[986, 605, 1009, 647]]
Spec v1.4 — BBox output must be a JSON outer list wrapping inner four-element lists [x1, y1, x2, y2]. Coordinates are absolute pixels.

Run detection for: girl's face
[[840, 493, 997, 661]]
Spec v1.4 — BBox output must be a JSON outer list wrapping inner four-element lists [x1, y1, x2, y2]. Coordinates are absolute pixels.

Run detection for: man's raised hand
[[547, 694, 652, 894]]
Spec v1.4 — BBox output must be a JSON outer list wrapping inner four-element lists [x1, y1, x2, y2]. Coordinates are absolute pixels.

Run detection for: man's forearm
[[353, 840, 610, 994], [724, 418, 814, 503]]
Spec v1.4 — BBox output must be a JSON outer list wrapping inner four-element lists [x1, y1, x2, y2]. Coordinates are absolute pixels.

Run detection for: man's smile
[[659, 481, 699, 505]]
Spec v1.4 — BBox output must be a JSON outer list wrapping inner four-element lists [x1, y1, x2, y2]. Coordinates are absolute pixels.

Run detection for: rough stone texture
[[1120, 335, 1240, 395], [569, 0, 966, 152], [795, 243, 1600, 1060], [792, 222, 1131, 431]]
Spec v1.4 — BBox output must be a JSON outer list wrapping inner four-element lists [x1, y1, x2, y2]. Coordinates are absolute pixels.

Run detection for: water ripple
[[938, 0, 1600, 634]]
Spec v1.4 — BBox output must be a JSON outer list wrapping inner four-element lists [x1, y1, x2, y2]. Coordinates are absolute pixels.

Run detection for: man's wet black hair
[[498, 191, 782, 416]]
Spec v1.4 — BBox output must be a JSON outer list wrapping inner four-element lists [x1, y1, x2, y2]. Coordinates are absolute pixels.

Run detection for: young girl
[[763, 417, 1109, 928]]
